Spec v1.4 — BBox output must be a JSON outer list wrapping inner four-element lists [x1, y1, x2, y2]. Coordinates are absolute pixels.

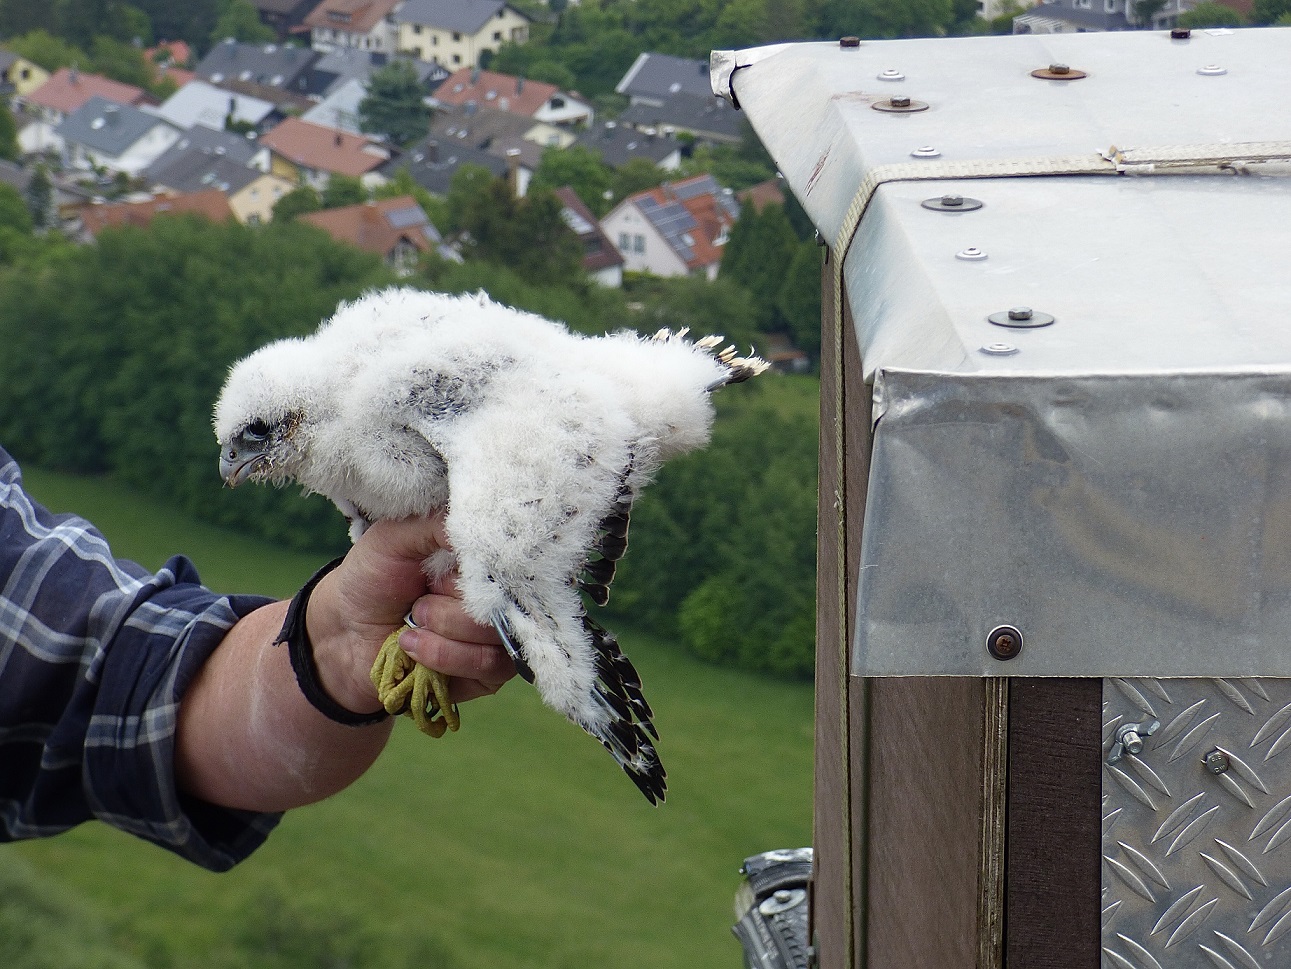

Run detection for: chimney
[[470, 67, 480, 86], [516, 77, 524, 95], [69, 65, 79, 84], [505, 147, 522, 195], [104, 104, 119, 124], [335, 132, 343, 146], [427, 140, 439, 163]]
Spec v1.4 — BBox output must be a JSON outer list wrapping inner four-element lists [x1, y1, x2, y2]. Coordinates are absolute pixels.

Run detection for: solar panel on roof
[[385, 206, 425, 228]]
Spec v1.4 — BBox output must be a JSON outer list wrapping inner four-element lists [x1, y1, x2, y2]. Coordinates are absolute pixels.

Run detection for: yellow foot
[[370, 627, 460, 738]]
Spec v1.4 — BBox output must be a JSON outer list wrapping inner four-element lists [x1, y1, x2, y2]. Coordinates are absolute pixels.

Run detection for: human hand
[[307, 515, 513, 715]]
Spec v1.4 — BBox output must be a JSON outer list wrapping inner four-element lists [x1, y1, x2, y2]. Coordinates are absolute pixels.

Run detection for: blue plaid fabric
[[0, 446, 280, 871]]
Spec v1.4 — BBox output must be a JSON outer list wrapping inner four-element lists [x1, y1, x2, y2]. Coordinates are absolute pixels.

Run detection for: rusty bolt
[[840, 36, 860, 47], [1048, 63, 1071, 75], [890, 95, 911, 108], [1008, 307, 1033, 321], [1171, 27, 1191, 38], [987, 625, 1023, 660]]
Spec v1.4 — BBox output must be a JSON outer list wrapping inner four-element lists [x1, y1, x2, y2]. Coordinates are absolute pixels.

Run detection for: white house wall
[[398, 9, 529, 69], [601, 202, 687, 277]]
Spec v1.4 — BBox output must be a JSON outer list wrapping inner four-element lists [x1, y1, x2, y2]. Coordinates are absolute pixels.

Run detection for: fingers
[[399, 596, 514, 702]]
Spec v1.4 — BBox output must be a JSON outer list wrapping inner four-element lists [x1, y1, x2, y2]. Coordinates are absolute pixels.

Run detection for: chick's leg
[[370, 622, 460, 739]]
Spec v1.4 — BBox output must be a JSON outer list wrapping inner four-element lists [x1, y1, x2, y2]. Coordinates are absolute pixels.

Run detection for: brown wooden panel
[[812, 251, 849, 969], [1005, 679, 1102, 969], [866, 677, 988, 968]]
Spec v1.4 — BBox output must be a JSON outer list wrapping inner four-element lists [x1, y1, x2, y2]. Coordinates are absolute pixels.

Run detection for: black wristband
[[275, 555, 390, 727]]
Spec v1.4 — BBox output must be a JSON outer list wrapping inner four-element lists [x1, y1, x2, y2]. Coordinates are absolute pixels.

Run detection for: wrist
[[280, 557, 388, 724]]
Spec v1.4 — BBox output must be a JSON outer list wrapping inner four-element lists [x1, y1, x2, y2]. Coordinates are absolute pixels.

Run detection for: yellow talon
[[370, 626, 461, 738]]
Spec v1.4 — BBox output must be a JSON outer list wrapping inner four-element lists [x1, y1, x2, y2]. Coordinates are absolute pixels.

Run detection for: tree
[[210, 0, 274, 44], [1177, 0, 1245, 24], [1129, 0, 1170, 24], [25, 163, 52, 230], [322, 174, 366, 209], [272, 185, 322, 222], [7, 29, 89, 72], [0, 0, 58, 37], [359, 60, 431, 147], [529, 144, 613, 215], [0, 103, 18, 162], [89, 35, 153, 88], [776, 240, 822, 360], [1251, 0, 1288, 19], [453, 175, 583, 284], [720, 202, 799, 328]]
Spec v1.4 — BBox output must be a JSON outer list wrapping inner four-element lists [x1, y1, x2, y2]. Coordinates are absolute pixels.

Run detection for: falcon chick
[[213, 287, 768, 804]]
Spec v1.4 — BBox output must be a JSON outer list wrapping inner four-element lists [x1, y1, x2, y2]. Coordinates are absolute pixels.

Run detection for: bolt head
[[1204, 749, 1231, 774], [1008, 306, 1033, 321], [986, 624, 1024, 660], [840, 36, 860, 48], [890, 95, 911, 107], [1049, 63, 1071, 75], [941, 193, 963, 206]]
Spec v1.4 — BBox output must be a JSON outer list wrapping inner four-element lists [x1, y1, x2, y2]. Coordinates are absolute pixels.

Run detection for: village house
[[395, 0, 531, 69], [298, 195, 458, 273], [194, 39, 319, 94], [432, 67, 592, 127], [249, 0, 320, 39], [555, 186, 624, 288], [615, 52, 713, 108], [146, 149, 294, 225], [75, 188, 235, 241], [152, 80, 278, 134], [0, 50, 50, 99], [57, 97, 182, 176], [387, 136, 509, 196], [599, 173, 739, 281], [576, 120, 682, 172], [259, 116, 393, 189], [305, 0, 402, 55]]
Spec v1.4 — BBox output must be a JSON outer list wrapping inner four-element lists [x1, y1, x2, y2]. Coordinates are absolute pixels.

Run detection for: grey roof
[[428, 104, 543, 167], [146, 150, 261, 195], [194, 40, 318, 91], [143, 123, 261, 175], [618, 90, 743, 142], [0, 51, 18, 71], [638, 194, 698, 263], [304, 48, 448, 98], [153, 80, 276, 130], [615, 52, 713, 103], [0, 158, 29, 192], [58, 96, 175, 156], [576, 122, 681, 168], [396, 0, 520, 33], [386, 138, 509, 195], [672, 172, 739, 220]]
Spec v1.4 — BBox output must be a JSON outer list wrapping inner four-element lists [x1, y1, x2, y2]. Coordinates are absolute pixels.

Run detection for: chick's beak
[[219, 440, 266, 487]]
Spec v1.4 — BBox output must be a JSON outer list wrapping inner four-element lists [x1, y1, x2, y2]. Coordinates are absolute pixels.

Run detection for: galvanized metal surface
[[716, 31, 1291, 678], [1103, 676, 1291, 968]]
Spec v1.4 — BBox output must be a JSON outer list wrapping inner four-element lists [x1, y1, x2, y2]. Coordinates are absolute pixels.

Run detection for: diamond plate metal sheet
[[1103, 677, 1291, 969]]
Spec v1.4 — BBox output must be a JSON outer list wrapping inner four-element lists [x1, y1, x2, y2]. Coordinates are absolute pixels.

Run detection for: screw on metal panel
[[986, 624, 1023, 660], [957, 246, 987, 260], [1106, 719, 1161, 764], [1171, 27, 1191, 38], [921, 194, 983, 212], [1031, 64, 1088, 80], [878, 69, 905, 81], [988, 307, 1055, 328], [1204, 749, 1231, 774], [840, 36, 860, 47], [1197, 64, 1228, 75], [910, 145, 940, 158], [872, 96, 929, 113], [979, 343, 1017, 356]]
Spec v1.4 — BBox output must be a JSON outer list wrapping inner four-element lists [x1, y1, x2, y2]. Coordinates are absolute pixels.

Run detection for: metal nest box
[[714, 29, 1291, 678], [713, 29, 1291, 969]]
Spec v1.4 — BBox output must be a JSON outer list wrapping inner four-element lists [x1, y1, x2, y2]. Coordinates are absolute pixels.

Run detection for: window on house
[[633, 234, 645, 253], [619, 233, 630, 250], [432, 35, 438, 45], [453, 31, 461, 41], [413, 24, 422, 33], [452, 54, 461, 64], [493, 31, 502, 40]]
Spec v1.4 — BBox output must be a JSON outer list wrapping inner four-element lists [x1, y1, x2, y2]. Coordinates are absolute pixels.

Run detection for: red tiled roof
[[634, 174, 735, 271], [78, 189, 234, 236], [259, 117, 390, 177], [738, 178, 785, 213], [554, 186, 623, 273], [298, 196, 433, 257], [304, 0, 402, 34], [26, 67, 146, 115], [434, 68, 558, 118]]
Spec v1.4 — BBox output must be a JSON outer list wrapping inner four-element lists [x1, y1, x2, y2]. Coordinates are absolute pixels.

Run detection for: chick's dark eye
[[244, 419, 271, 440]]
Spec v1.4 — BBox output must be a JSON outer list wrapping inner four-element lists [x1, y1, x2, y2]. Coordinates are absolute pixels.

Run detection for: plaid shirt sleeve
[[0, 446, 282, 871]]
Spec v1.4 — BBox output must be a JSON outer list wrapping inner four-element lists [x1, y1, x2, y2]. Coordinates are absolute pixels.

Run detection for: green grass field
[[7, 467, 814, 969]]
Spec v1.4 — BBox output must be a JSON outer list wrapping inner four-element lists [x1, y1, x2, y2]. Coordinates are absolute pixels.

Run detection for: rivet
[[956, 246, 987, 260], [878, 68, 905, 80], [979, 343, 1017, 356], [1197, 64, 1227, 75], [1204, 748, 1231, 774], [840, 36, 860, 48], [910, 145, 940, 158], [987, 625, 1023, 660]]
